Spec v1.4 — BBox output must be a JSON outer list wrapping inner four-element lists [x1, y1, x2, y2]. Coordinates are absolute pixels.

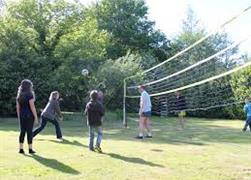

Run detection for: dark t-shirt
[[18, 92, 34, 118], [176, 95, 186, 111], [85, 100, 104, 126]]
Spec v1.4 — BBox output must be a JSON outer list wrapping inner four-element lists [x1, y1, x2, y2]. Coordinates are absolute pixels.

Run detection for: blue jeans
[[33, 116, 62, 139], [89, 126, 102, 149], [243, 116, 251, 131]]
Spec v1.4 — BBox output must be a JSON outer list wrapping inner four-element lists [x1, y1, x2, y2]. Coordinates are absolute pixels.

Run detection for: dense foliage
[[0, 0, 249, 119]]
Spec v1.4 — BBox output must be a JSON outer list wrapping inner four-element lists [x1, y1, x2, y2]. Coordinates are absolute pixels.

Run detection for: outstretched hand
[[59, 116, 63, 121], [34, 117, 39, 126]]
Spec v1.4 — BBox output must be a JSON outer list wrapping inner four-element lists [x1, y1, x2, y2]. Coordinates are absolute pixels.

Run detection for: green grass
[[0, 113, 251, 180]]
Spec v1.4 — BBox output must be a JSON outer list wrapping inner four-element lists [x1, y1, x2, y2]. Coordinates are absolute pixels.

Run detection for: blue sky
[[69, 0, 251, 55]]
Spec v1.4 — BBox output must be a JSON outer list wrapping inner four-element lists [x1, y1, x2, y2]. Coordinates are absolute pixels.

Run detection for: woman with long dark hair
[[16, 79, 38, 154]]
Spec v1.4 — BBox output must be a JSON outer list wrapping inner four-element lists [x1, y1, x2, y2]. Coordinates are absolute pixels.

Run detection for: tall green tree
[[0, 0, 109, 114], [95, 0, 170, 60]]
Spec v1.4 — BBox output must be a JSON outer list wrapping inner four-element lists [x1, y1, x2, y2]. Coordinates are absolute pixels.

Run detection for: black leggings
[[19, 116, 34, 144]]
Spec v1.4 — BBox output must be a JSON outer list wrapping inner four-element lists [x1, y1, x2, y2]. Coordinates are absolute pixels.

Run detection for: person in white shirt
[[135, 85, 152, 139]]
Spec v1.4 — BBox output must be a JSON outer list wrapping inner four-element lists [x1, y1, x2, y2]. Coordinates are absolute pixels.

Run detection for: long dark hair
[[16, 79, 34, 104]]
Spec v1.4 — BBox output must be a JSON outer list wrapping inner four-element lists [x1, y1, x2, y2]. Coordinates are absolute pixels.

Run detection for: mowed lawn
[[0, 113, 251, 180]]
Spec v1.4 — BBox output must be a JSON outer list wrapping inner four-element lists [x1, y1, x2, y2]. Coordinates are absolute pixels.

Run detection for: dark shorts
[[142, 111, 151, 117]]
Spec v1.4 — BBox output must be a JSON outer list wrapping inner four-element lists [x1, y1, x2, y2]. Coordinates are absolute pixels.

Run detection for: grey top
[[41, 99, 62, 120]]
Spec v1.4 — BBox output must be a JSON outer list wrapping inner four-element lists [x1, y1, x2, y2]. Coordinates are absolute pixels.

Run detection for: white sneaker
[[57, 138, 63, 142]]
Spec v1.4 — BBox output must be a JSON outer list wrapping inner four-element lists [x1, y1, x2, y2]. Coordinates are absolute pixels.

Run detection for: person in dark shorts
[[135, 85, 152, 139], [16, 79, 38, 154], [33, 91, 63, 141]]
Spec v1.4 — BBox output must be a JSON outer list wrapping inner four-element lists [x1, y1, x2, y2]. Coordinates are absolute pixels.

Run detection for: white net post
[[123, 78, 127, 127]]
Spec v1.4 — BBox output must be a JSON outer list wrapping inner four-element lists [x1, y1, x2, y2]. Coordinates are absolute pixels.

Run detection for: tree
[[167, 7, 239, 118], [95, 0, 170, 60], [96, 52, 144, 109], [0, 0, 110, 114]]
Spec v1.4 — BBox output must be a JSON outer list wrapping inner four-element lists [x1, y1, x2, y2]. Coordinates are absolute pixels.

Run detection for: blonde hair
[[49, 91, 59, 101]]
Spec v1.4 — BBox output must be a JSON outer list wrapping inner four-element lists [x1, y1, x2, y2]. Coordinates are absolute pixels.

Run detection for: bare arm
[[16, 101, 20, 120], [29, 99, 38, 123], [139, 96, 144, 115], [84, 104, 88, 115], [244, 105, 247, 113]]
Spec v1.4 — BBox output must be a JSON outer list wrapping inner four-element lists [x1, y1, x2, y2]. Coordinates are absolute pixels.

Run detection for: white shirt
[[140, 90, 152, 112]]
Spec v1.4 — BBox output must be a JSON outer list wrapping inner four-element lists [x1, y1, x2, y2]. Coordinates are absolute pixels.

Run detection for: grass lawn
[[0, 112, 251, 180]]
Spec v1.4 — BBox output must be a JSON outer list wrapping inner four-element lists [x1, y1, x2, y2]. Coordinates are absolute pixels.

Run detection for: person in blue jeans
[[243, 97, 251, 132], [33, 91, 63, 141], [85, 90, 104, 152]]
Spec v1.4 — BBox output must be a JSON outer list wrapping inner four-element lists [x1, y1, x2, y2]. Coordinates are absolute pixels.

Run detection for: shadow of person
[[170, 139, 205, 146], [25, 154, 80, 175], [36, 138, 88, 148], [151, 149, 163, 152], [49, 139, 88, 148], [104, 153, 164, 168]]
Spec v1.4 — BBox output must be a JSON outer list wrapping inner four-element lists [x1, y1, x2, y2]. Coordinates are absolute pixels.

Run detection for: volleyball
[[81, 69, 89, 76]]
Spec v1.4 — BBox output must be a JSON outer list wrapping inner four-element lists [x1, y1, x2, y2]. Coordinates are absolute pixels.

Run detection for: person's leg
[[138, 116, 145, 138], [180, 116, 185, 129], [47, 118, 62, 139], [179, 112, 185, 129], [95, 126, 103, 147], [242, 119, 249, 131], [19, 118, 26, 153], [95, 126, 103, 153], [145, 117, 152, 137], [88, 126, 95, 150], [33, 116, 47, 137], [27, 117, 35, 154], [248, 118, 251, 131]]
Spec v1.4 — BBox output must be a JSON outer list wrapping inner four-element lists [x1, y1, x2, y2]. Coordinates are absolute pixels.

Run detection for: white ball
[[81, 69, 89, 76]]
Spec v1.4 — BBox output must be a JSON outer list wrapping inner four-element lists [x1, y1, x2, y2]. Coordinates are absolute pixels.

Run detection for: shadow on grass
[[151, 149, 163, 152], [25, 154, 80, 175], [103, 152, 164, 168], [1, 116, 250, 146], [36, 138, 88, 148], [52, 139, 88, 148]]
